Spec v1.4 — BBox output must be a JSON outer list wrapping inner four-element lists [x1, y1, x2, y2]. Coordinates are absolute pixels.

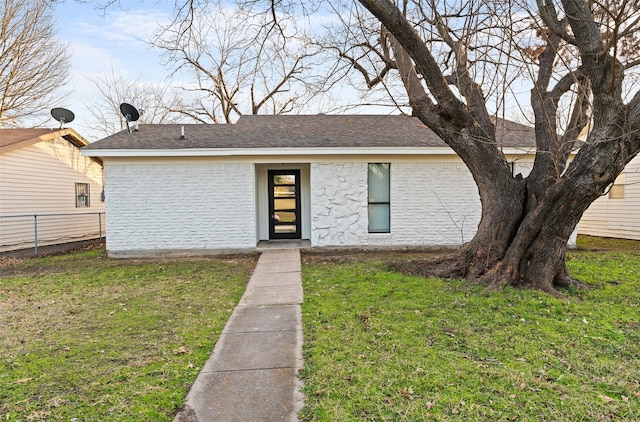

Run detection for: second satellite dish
[[120, 103, 140, 133], [51, 108, 75, 129]]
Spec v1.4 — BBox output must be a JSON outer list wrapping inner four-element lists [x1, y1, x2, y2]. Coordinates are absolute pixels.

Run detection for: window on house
[[76, 183, 90, 207], [609, 173, 625, 199], [368, 163, 390, 233]]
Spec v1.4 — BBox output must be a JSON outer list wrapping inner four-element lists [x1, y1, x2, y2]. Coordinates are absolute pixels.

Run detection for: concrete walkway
[[174, 249, 304, 422]]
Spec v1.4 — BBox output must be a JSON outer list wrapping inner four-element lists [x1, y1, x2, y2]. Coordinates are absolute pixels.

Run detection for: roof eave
[[82, 146, 536, 158], [1, 128, 90, 154]]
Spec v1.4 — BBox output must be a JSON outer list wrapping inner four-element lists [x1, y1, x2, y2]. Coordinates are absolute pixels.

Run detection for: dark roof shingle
[[83, 114, 535, 150]]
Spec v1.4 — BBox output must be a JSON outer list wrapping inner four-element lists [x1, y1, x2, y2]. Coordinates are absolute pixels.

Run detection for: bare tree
[[0, 0, 71, 126], [240, 0, 640, 294], [151, 0, 326, 123], [315, 2, 410, 113], [345, 0, 640, 295], [85, 67, 188, 138]]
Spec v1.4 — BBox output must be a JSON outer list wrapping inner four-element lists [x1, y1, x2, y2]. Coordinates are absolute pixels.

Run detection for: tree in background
[[0, 0, 70, 126], [150, 0, 327, 123], [85, 68, 187, 138], [316, 1, 412, 113]]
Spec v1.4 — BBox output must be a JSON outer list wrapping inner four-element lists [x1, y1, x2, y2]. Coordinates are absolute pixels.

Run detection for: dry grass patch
[[0, 248, 257, 421]]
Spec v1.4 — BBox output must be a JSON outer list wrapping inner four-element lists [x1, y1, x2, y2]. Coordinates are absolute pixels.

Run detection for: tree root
[[386, 246, 589, 298], [554, 266, 591, 289], [386, 249, 469, 279]]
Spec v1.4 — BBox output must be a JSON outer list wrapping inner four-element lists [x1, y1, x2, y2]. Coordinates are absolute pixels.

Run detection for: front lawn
[[300, 237, 640, 421], [2, 237, 638, 421], [0, 249, 257, 421]]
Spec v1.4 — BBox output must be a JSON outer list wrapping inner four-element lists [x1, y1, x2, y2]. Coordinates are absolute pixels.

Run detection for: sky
[[51, 1, 183, 140], [49, 1, 353, 141], [48, 1, 399, 142], [46, 1, 560, 142]]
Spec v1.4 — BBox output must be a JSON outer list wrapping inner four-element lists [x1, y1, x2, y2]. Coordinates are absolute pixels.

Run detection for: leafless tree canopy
[[0, 0, 71, 126], [151, 0, 326, 123], [240, 0, 640, 294], [84, 68, 188, 138]]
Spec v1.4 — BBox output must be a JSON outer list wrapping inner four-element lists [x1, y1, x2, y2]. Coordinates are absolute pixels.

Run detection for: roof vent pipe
[[179, 126, 186, 140]]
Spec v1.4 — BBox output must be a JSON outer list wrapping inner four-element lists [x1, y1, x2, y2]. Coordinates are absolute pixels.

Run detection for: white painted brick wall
[[384, 162, 481, 246], [310, 161, 482, 247], [105, 162, 256, 252]]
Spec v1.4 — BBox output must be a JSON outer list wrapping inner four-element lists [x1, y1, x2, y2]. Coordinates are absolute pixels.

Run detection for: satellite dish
[[119, 103, 140, 133], [51, 108, 75, 129]]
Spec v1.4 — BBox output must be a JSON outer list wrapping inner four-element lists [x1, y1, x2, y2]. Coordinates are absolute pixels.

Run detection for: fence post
[[34, 214, 38, 256]]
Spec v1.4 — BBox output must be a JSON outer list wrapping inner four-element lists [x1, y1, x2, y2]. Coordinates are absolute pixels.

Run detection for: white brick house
[[82, 115, 539, 257]]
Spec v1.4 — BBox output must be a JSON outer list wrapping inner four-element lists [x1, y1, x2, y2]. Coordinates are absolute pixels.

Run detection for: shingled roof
[[82, 114, 536, 151]]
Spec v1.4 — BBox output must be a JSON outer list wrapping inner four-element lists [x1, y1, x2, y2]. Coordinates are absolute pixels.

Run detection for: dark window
[[368, 163, 390, 233], [76, 183, 90, 207]]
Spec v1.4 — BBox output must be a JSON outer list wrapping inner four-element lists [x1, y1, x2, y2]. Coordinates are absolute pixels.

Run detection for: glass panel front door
[[268, 170, 301, 239]]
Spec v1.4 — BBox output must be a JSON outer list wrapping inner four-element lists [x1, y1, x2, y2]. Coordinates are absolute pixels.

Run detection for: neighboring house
[[82, 114, 541, 257], [578, 154, 640, 241], [0, 128, 105, 252]]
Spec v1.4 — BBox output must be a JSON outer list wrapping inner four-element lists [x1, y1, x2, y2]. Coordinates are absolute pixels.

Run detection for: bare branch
[[84, 67, 188, 137], [0, 0, 71, 126], [151, 1, 325, 122]]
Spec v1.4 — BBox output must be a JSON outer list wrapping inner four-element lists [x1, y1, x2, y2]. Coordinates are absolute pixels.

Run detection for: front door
[[268, 170, 301, 239]]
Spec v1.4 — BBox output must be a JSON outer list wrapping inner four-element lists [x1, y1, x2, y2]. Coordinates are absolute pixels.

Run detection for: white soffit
[[82, 146, 535, 158]]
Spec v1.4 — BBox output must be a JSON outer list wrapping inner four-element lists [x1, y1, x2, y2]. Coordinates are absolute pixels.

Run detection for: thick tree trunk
[[397, 190, 583, 296], [396, 152, 619, 296], [361, 0, 640, 295]]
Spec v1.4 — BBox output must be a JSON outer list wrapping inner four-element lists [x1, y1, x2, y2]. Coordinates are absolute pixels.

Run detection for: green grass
[[300, 237, 640, 421], [2, 237, 638, 421], [0, 249, 257, 421]]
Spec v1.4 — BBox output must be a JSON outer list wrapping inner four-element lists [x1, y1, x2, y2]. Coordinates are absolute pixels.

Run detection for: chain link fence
[[0, 213, 105, 255]]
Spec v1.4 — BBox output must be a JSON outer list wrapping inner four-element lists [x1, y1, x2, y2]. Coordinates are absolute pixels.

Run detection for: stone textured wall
[[310, 162, 369, 246], [105, 161, 256, 253], [310, 161, 483, 247]]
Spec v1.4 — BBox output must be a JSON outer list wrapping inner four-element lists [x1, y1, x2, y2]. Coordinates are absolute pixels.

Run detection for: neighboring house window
[[609, 173, 625, 199], [76, 183, 90, 207], [368, 163, 390, 233]]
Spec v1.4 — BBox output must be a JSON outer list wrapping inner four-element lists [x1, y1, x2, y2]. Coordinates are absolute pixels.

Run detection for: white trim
[[82, 146, 535, 158]]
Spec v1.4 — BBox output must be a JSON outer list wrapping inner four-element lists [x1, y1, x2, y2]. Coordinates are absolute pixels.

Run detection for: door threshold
[[257, 240, 311, 250]]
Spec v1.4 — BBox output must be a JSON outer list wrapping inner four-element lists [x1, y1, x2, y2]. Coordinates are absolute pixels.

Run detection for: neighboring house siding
[[310, 160, 483, 248], [105, 161, 256, 255], [578, 155, 640, 240], [0, 140, 103, 213], [0, 139, 104, 251]]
